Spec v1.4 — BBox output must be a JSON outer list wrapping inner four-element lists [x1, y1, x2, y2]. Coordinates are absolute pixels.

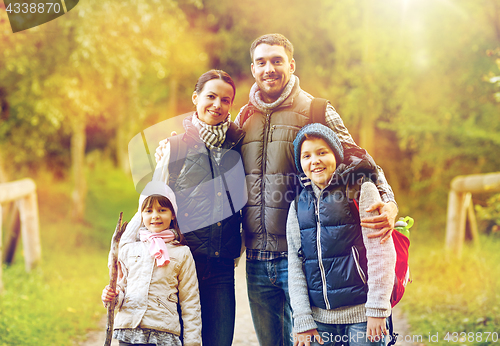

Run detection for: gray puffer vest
[[239, 83, 313, 252]]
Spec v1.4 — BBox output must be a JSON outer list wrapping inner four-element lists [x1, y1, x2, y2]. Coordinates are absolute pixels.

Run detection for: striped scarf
[[192, 112, 230, 150]]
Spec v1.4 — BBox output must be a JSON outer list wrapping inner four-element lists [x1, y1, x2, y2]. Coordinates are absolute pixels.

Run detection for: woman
[[152, 69, 245, 346]]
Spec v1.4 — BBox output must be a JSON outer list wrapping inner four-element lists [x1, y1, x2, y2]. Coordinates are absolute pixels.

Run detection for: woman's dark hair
[[141, 195, 188, 246], [194, 69, 236, 103]]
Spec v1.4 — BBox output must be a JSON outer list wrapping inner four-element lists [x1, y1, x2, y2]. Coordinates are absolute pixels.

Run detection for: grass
[[0, 160, 137, 346], [398, 212, 500, 345]]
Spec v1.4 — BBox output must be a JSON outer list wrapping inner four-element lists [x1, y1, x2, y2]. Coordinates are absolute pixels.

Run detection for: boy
[[287, 123, 396, 346]]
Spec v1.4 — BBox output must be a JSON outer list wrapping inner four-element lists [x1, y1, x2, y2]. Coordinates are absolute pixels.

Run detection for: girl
[[102, 181, 201, 346], [145, 69, 246, 346]]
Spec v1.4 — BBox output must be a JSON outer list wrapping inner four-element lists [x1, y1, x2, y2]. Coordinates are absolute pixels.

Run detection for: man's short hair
[[250, 33, 294, 62]]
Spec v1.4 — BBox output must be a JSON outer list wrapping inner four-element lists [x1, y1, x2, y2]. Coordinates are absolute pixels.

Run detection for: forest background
[[1, 0, 500, 345]]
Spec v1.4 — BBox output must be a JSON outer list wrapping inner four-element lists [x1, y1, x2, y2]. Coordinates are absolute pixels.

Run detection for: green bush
[[475, 193, 500, 234]]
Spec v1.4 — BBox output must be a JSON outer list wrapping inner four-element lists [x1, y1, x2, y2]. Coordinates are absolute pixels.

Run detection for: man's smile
[[263, 75, 280, 83]]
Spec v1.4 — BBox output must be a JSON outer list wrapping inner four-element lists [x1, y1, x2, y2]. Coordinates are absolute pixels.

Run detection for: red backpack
[[353, 198, 413, 308], [386, 216, 413, 346], [390, 216, 413, 307], [353, 198, 413, 346]]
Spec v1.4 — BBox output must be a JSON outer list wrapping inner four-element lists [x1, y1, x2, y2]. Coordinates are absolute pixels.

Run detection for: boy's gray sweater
[[287, 181, 396, 334]]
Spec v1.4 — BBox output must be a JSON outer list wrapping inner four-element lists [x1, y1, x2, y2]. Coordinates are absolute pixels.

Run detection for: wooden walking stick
[[104, 212, 128, 346]]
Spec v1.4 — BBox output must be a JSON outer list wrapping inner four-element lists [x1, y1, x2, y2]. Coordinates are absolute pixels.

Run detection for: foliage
[[2, 0, 500, 195], [0, 0, 207, 172], [475, 193, 500, 233]]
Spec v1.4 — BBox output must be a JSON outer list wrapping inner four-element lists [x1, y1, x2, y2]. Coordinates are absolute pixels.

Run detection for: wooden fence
[[0, 178, 41, 293], [445, 172, 500, 257]]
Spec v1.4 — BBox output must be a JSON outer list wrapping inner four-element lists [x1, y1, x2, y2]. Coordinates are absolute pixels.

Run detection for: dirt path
[[76, 258, 419, 346]]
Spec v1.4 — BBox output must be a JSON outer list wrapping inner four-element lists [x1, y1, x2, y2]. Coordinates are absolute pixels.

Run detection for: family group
[[102, 33, 400, 346]]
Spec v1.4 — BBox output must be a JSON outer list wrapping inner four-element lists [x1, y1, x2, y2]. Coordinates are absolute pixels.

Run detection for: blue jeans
[[309, 321, 386, 346], [195, 257, 236, 346], [246, 257, 293, 346]]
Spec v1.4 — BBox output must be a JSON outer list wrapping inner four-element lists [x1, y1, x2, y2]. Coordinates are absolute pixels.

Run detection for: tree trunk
[[359, 109, 375, 155], [0, 150, 8, 184], [168, 77, 178, 119], [116, 79, 141, 175], [116, 111, 130, 175], [71, 115, 87, 221], [359, 1, 375, 155]]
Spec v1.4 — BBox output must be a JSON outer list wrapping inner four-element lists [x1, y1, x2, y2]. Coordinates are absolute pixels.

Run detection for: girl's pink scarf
[[139, 229, 176, 267]]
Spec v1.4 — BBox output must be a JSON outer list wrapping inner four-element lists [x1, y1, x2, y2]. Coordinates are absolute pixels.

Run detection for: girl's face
[[141, 199, 174, 233], [192, 79, 234, 126]]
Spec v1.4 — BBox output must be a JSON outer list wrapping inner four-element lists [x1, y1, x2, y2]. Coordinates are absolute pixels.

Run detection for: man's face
[[251, 44, 295, 103]]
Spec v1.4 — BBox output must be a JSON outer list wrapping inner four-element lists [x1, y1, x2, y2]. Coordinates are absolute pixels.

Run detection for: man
[[234, 33, 398, 346]]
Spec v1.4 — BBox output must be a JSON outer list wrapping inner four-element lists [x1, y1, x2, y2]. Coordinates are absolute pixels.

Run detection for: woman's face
[[192, 79, 234, 126]]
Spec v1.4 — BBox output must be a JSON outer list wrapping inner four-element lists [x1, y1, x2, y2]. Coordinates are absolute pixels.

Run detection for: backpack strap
[[241, 98, 328, 127], [167, 133, 188, 188], [349, 175, 374, 212], [309, 98, 329, 125], [294, 193, 306, 263], [294, 193, 299, 215], [238, 104, 254, 128], [387, 312, 398, 346]]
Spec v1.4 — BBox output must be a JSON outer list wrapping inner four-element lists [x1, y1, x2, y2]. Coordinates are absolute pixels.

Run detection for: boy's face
[[300, 138, 337, 190]]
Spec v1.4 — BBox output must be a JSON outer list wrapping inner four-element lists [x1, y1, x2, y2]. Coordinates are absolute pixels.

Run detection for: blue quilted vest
[[297, 176, 368, 310]]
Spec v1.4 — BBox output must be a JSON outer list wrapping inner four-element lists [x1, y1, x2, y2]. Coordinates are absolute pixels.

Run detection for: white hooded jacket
[[112, 181, 201, 346], [114, 239, 201, 346]]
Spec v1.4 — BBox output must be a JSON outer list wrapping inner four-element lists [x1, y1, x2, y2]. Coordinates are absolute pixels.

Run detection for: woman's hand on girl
[[154, 131, 177, 163], [155, 138, 169, 163]]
